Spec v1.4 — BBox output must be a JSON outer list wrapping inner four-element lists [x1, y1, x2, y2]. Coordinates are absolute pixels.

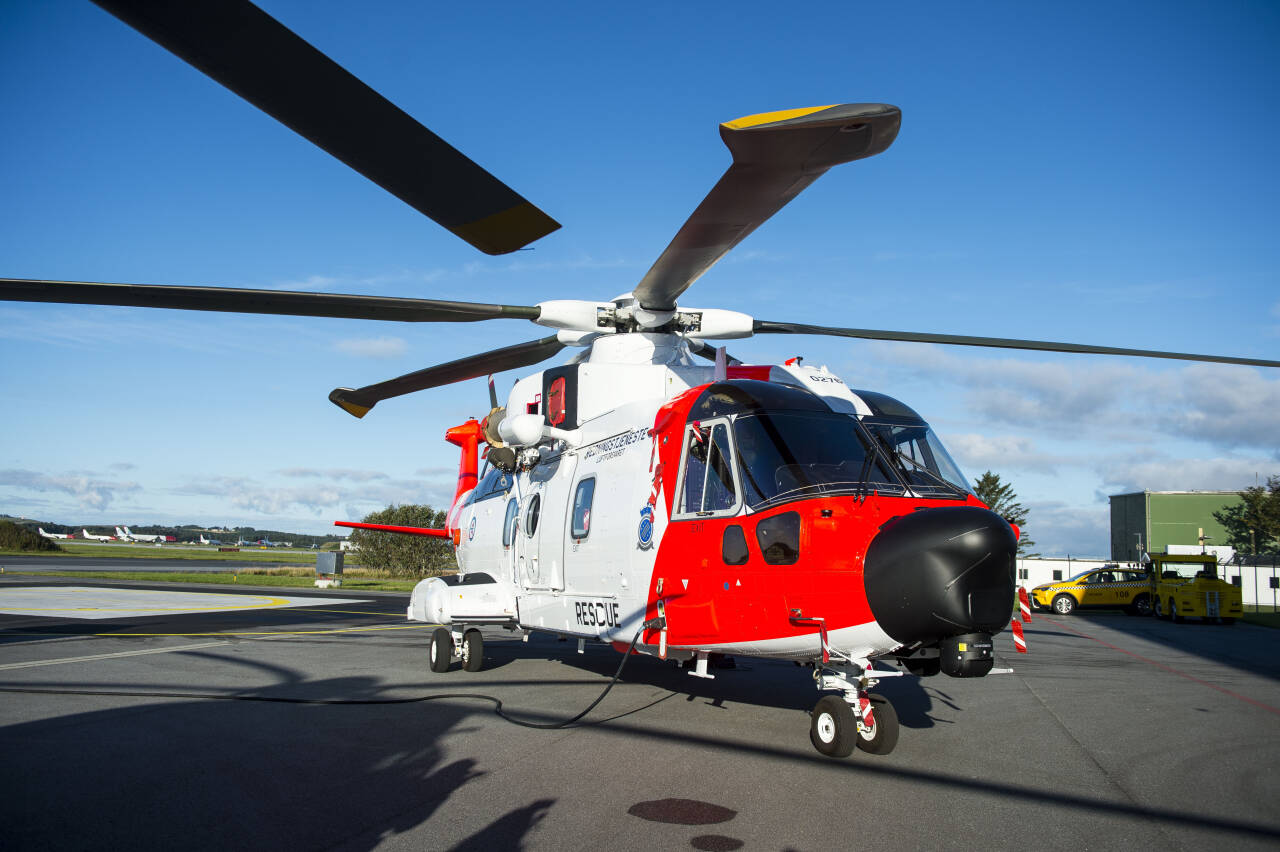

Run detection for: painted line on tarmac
[[1044, 616, 1280, 717], [0, 641, 230, 670], [0, 623, 438, 668], [292, 608, 407, 616]]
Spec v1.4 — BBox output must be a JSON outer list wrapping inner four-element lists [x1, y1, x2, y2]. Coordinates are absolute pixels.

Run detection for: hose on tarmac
[[0, 618, 665, 730]]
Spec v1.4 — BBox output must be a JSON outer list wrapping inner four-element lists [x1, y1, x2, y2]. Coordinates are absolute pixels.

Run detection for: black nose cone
[[864, 506, 1017, 645]]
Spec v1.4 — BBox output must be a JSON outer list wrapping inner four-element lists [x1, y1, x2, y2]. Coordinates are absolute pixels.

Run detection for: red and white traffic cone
[[1010, 618, 1027, 653], [1018, 587, 1032, 623]]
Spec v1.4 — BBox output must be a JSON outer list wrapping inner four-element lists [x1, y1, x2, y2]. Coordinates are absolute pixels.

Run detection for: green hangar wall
[[1109, 491, 1243, 561]]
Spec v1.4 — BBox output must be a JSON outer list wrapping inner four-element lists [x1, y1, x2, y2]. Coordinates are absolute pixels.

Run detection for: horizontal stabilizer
[[335, 521, 450, 538]]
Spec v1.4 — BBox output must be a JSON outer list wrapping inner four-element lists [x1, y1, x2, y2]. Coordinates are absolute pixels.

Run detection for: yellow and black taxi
[[1029, 565, 1152, 616]]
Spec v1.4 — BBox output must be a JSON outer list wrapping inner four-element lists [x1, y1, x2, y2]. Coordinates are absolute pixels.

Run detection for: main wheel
[[1170, 601, 1183, 623], [1052, 594, 1077, 615], [810, 696, 856, 758], [461, 628, 484, 672], [1130, 594, 1152, 616], [1154, 597, 1166, 619], [429, 627, 453, 673], [856, 695, 900, 756]]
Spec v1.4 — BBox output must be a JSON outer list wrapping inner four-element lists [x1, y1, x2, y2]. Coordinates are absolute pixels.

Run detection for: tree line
[[1213, 476, 1280, 555]]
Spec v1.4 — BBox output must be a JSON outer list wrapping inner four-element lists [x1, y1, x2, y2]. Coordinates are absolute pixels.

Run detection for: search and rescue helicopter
[[3, 0, 1277, 758]]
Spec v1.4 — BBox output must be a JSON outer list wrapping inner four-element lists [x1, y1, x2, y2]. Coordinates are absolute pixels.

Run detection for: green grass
[[0, 540, 361, 565], [1242, 606, 1280, 629], [2, 568, 419, 592]]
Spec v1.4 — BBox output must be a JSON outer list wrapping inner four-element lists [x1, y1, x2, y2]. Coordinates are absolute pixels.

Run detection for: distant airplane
[[81, 529, 115, 542], [38, 527, 70, 540], [116, 526, 163, 543], [198, 534, 223, 546]]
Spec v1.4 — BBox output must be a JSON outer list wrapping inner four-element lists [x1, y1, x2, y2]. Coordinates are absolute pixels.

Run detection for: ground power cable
[[0, 617, 667, 730]]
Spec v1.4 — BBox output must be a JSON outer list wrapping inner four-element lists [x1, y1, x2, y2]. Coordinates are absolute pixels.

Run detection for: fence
[[1231, 555, 1280, 612]]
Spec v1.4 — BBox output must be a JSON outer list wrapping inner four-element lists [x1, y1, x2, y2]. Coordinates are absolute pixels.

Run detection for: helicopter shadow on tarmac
[[0, 647, 551, 852], [477, 630, 957, 729]]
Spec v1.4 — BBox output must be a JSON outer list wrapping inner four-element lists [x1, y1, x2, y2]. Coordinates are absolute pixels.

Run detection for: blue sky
[[2, 0, 1277, 554]]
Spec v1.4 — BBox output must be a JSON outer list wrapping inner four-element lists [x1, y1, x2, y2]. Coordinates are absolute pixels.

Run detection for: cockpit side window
[[676, 420, 739, 518], [733, 411, 900, 510], [861, 419, 971, 498], [471, 466, 512, 503]]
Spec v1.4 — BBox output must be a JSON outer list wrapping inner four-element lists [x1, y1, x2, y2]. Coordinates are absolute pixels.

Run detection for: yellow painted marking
[[722, 105, 836, 130], [334, 398, 370, 418], [292, 609, 405, 617], [451, 201, 560, 256]]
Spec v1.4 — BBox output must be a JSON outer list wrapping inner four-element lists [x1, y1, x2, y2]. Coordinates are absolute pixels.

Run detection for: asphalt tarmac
[[2, 575, 1277, 851]]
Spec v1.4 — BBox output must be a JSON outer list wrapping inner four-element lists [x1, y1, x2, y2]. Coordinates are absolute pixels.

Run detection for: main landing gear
[[429, 626, 485, 673], [808, 661, 901, 758]]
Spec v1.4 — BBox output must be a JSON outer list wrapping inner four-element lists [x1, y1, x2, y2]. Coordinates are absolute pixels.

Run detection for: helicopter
[[3, 0, 1278, 759]]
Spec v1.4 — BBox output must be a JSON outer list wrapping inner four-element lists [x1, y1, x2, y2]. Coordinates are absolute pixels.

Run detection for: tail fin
[[443, 419, 485, 535]]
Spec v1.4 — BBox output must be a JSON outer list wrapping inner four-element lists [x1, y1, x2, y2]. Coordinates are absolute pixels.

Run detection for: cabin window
[[722, 525, 749, 566], [571, 478, 595, 540], [502, 498, 519, 547], [677, 420, 739, 517], [756, 512, 801, 565], [524, 494, 541, 538]]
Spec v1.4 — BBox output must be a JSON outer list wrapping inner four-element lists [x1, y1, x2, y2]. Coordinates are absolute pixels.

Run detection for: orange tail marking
[[444, 419, 485, 535]]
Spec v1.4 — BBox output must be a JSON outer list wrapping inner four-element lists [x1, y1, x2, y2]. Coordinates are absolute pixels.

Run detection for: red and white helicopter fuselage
[[393, 332, 1018, 754]]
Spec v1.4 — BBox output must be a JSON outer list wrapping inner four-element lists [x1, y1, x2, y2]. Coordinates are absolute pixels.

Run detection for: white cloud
[[1022, 501, 1110, 558], [945, 433, 1068, 474], [334, 336, 408, 359], [870, 343, 1280, 451], [1096, 456, 1274, 496], [277, 468, 390, 482], [171, 472, 453, 518], [0, 468, 141, 511]]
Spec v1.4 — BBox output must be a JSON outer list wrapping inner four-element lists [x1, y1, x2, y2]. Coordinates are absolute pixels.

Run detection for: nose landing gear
[[808, 660, 902, 758]]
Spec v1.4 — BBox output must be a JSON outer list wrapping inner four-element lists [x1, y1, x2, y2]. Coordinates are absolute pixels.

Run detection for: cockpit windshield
[[861, 418, 972, 498], [732, 411, 903, 509]]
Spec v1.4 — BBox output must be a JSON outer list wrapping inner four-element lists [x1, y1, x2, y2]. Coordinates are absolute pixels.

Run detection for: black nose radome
[[864, 506, 1016, 645]]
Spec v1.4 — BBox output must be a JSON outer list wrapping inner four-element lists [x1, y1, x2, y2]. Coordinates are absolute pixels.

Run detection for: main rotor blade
[[753, 320, 1280, 368], [329, 334, 566, 418], [632, 104, 901, 312], [0, 278, 539, 323], [686, 338, 742, 366], [93, 0, 559, 254]]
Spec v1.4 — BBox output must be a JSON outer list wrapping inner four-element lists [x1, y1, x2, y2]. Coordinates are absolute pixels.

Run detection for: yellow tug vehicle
[[1148, 553, 1243, 625], [1029, 565, 1153, 616]]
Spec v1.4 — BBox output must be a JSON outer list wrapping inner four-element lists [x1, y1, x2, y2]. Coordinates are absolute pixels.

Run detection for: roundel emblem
[[637, 506, 654, 550], [468, 516, 477, 542]]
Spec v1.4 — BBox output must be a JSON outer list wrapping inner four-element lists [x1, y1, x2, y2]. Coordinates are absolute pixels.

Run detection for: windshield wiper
[[887, 447, 964, 495]]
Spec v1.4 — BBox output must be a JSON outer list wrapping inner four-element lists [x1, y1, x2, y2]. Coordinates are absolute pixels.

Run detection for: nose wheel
[[808, 661, 902, 758]]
